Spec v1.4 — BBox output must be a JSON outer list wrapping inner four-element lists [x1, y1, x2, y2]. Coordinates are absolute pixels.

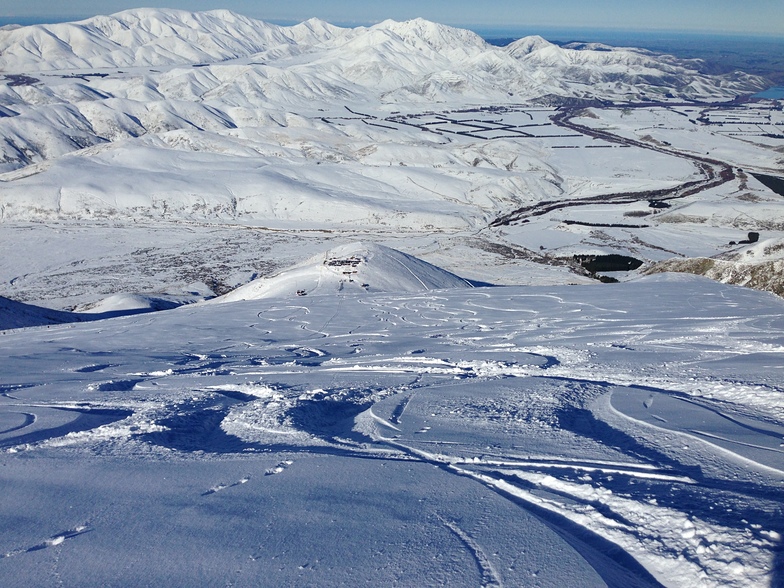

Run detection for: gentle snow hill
[[215, 242, 475, 302], [0, 293, 203, 330], [0, 295, 79, 330], [73, 293, 203, 314]]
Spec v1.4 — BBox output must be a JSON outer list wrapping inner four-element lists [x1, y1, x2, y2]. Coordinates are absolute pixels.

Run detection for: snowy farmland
[[2, 8, 784, 587]]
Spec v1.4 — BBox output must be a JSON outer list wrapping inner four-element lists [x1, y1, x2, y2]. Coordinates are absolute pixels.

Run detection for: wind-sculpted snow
[[1, 276, 783, 586]]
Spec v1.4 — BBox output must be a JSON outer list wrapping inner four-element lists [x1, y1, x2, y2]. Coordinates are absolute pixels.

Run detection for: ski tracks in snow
[[436, 514, 503, 588]]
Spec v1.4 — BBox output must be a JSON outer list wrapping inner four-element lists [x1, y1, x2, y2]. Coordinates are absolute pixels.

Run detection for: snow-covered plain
[[2, 8, 784, 587], [2, 274, 784, 587]]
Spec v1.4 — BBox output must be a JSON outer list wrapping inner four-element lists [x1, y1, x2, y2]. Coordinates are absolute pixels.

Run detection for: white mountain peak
[[506, 35, 554, 57], [372, 17, 489, 58]]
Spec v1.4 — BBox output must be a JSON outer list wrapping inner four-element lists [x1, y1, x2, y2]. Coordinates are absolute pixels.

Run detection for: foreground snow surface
[[1, 275, 783, 587]]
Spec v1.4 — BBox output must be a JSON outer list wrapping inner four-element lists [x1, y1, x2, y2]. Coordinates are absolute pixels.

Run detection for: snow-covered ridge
[[0, 11, 488, 72], [0, 8, 764, 102], [0, 9, 290, 70], [0, 295, 76, 330]]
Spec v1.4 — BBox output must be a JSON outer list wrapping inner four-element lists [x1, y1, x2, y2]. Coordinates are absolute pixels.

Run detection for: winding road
[[490, 104, 737, 227]]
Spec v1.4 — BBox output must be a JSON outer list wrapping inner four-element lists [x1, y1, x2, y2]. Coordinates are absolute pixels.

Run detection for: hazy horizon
[[1, 1, 782, 37], [1, 14, 782, 43]]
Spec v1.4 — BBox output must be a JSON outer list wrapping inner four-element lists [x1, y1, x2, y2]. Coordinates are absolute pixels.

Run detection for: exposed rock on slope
[[644, 239, 784, 297]]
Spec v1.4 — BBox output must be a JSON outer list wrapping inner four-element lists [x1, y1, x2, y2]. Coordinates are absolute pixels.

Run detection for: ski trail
[[435, 514, 502, 588], [0, 411, 36, 435], [389, 394, 412, 425], [373, 433, 663, 587], [459, 458, 696, 484], [387, 255, 429, 290], [367, 407, 402, 432]]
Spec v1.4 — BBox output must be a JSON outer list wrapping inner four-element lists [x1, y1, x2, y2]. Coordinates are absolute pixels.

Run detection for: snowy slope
[[0, 292, 204, 330], [73, 292, 202, 314], [1, 277, 783, 587], [216, 242, 473, 302], [0, 295, 78, 329]]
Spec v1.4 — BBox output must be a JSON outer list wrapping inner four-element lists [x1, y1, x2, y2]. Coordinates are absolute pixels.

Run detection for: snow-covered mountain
[[0, 9, 292, 70], [216, 242, 474, 302], [0, 9, 767, 225], [0, 8, 782, 306], [508, 39, 757, 100], [0, 9, 763, 99]]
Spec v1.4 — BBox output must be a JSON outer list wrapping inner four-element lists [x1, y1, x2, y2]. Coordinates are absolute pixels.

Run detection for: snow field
[[2, 276, 784, 586]]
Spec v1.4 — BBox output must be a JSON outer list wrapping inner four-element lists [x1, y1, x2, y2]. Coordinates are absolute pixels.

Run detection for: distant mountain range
[[0, 9, 765, 102], [0, 9, 767, 181], [1, 9, 780, 304]]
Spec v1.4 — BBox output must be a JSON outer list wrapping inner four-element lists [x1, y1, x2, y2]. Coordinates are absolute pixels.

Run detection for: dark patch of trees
[[573, 254, 644, 273]]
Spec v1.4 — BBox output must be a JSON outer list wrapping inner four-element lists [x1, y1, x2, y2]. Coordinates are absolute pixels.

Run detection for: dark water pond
[[752, 173, 784, 197]]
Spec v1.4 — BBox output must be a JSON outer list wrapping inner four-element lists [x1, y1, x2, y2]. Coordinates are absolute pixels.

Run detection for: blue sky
[[1, 1, 782, 36]]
